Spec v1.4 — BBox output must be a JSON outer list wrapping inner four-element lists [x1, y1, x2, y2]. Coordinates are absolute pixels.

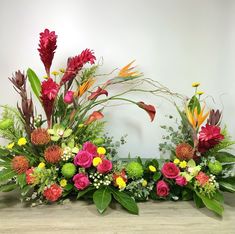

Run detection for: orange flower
[[84, 111, 104, 125], [118, 60, 142, 78], [74, 78, 95, 98], [186, 104, 209, 129]]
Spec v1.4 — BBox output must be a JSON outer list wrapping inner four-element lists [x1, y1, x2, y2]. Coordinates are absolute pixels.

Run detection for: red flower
[[156, 180, 170, 197], [113, 169, 127, 186], [88, 87, 108, 100], [38, 29, 57, 76], [43, 184, 62, 202], [198, 124, 224, 153], [73, 173, 90, 190], [137, 101, 156, 122], [97, 159, 113, 174], [74, 150, 93, 168], [11, 156, 29, 174], [60, 49, 96, 85], [84, 111, 104, 125], [161, 162, 180, 179], [82, 142, 97, 156], [26, 168, 35, 185], [195, 172, 209, 186], [40, 78, 59, 125]]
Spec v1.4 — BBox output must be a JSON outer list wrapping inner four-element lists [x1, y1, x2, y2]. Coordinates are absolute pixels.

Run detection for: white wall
[[0, 0, 235, 157]]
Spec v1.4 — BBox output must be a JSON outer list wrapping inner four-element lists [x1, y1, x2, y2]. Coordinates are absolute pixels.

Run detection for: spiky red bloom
[[43, 184, 62, 202], [175, 143, 194, 161], [38, 29, 57, 75], [60, 49, 96, 85], [195, 172, 209, 186], [31, 128, 51, 145], [44, 145, 62, 163], [11, 156, 29, 174], [198, 124, 224, 153], [40, 78, 59, 125], [137, 101, 156, 122], [26, 168, 35, 184]]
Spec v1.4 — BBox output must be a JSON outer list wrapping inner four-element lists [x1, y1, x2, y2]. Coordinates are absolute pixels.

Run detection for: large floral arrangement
[[0, 29, 234, 216]]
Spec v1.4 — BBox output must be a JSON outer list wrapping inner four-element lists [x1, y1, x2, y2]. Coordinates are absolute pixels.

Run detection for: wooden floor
[[0, 192, 234, 234]]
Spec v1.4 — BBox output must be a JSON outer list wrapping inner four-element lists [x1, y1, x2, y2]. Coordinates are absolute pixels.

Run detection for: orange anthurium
[[84, 111, 104, 125], [74, 78, 95, 98], [185, 104, 209, 129], [118, 60, 142, 78]]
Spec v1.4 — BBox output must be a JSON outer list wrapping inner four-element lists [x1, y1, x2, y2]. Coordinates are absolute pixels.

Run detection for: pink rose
[[64, 91, 74, 104], [161, 162, 180, 179], [73, 173, 90, 190], [74, 150, 93, 168], [175, 176, 187, 187], [83, 141, 97, 156], [97, 159, 112, 174], [156, 180, 170, 197]]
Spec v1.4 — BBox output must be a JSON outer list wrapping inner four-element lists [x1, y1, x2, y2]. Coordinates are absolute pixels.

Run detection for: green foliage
[[214, 151, 235, 164], [0, 105, 25, 140], [218, 177, 235, 193], [93, 187, 112, 214], [80, 65, 98, 84], [17, 173, 27, 189], [27, 68, 41, 100], [188, 95, 201, 114], [193, 192, 205, 208], [0, 169, 16, 183], [77, 186, 95, 199], [0, 182, 18, 192]]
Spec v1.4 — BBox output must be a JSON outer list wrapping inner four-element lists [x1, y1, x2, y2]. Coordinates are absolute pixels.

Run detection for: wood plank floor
[[0, 192, 234, 234]]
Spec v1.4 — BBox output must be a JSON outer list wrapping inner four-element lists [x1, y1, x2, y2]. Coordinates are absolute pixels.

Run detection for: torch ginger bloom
[[38, 29, 57, 76]]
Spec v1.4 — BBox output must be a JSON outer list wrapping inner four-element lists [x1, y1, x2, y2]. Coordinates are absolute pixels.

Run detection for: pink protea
[[38, 29, 57, 76], [60, 49, 96, 85]]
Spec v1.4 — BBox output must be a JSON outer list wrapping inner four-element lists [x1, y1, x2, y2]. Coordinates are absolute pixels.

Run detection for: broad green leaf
[[219, 181, 235, 193], [20, 185, 32, 196], [196, 192, 224, 216], [213, 191, 224, 203], [153, 172, 161, 181], [215, 151, 235, 164], [0, 169, 16, 183], [93, 187, 112, 214], [188, 95, 201, 114], [51, 136, 60, 141], [0, 183, 17, 192], [193, 192, 205, 208], [17, 173, 26, 189], [109, 187, 139, 215], [77, 186, 95, 199], [27, 68, 41, 100], [187, 159, 196, 168], [63, 129, 72, 138]]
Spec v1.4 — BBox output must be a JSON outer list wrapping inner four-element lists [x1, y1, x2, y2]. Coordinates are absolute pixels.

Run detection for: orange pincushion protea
[[31, 128, 51, 145], [44, 145, 62, 163], [175, 143, 194, 161], [11, 156, 29, 174]]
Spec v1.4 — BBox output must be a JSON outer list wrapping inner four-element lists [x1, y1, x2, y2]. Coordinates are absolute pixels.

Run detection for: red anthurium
[[38, 29, 57, 76], [137, 101, 156, 122], [88, 87, 108, 100], [84, 111, 104, 125]]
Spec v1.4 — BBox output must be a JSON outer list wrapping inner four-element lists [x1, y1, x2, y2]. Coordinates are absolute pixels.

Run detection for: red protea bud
[[60, 49, 96, 85], [175, 143, 195, 161], [38, 29, 57, 76], [44, 145, 62, 163], [12, 155, 29, 174], [31, 128, 51, 145]]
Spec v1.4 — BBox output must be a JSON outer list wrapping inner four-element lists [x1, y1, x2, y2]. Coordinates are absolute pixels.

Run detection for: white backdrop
[[0, 0, 235, 157]]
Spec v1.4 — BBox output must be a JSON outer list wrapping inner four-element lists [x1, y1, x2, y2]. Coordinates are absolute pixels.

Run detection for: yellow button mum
[[192, 82, 200, 87], [196, 91, 204, 95], [149, 165, 156, 172], [18, 137, 27, 146], [38, 162, 46, 169], [93, 157, 102, 167], [7, 142, 14, 149], [97, 147, 106, 155], [60, 179, 67, 187], [179, 161, 187, 169], [116, 177, 126, 189], [51, 71, 59, 76], [142, 179, 148, 187], [174, 158, 180, 165]]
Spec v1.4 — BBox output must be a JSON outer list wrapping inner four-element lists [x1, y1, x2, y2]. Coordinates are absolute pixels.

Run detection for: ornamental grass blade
[[93, 187, 111, 214]]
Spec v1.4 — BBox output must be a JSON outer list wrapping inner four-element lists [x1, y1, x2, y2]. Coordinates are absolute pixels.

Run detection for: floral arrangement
[[0, 29, 234, 216]]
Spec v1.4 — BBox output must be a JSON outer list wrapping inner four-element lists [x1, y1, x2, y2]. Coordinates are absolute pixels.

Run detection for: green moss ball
[[61, 163, 76, 178], [126, 161, 144, 179]]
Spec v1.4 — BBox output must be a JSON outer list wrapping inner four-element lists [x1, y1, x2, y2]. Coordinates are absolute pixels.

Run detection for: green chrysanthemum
[[208, 160, 222, 175], [61, 163, 76, 178], [126, 161, 144, 179]]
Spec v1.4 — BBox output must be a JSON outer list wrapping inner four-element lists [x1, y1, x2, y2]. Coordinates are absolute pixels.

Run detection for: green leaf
[[0, 169, 16, 183], [93, 187, 112, 214], [196, 192, 224, 216], [109, 187, 139, 215], [213, 191, 224, 203], [153, 172, 161, 181], [219, 180, 235, 193], [0, 148, 9, 156], [0, 183, 18, 192], [193, 192, 205, 208], [63, 129, 72, 138], [17, 173, 26, 189], [64, 184, 73, 191], [77, 186, 95, 199], [215, 151, 235, 164], [51, 136, 60, 141], [20, 185, 32, 196], [188, 95, 201, 114], [27, 68, 41, 100]]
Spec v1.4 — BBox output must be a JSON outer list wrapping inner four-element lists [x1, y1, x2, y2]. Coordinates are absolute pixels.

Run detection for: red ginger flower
[[11, 156, 29, 174], [137, 101, 156, 122], [198, 124, 224, 153], [38, 29, 57, 76], [43, 184, 62, 202], [60, 49, 96, 85]]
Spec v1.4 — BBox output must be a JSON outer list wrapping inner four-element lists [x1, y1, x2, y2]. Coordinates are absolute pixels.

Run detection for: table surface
[[0, 191, 234, 234]]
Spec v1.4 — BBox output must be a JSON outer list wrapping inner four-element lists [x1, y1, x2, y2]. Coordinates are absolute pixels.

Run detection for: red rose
[[97, 159, 112, 174], [73, 173, 90, 190], [161, 162, 180, 179], [175, 176, 187, 187], [156, 180, 170, 197], [82, 141, 97, 156], [43, 184, 62, 202], [74, 150, 93, 168]]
